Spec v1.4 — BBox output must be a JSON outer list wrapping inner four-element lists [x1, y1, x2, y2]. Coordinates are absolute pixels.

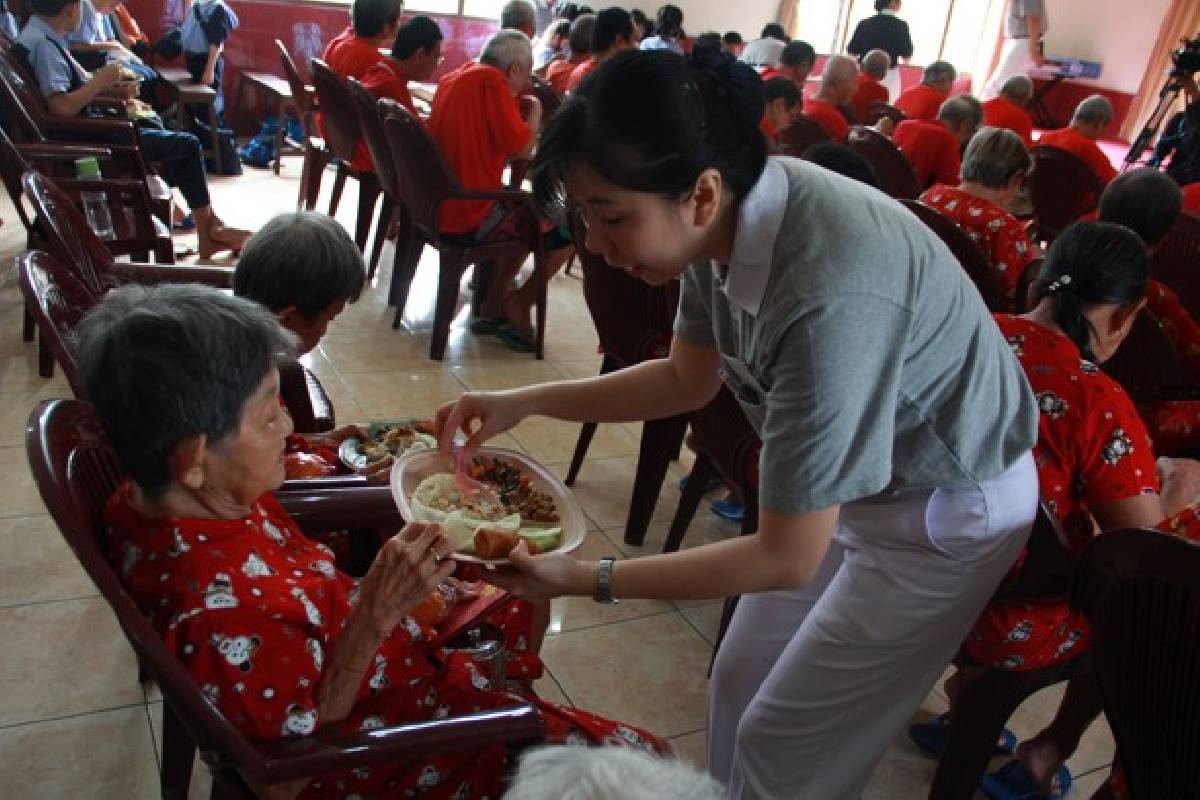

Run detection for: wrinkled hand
[[434, 392, 525, 461], [1161, 457, 1200, 505], [309, 424, 368, 449], [478, 540, 590, 601], [93, 62, 124, 88], [875, 117, 896, 137], [357, 455, 393, 483], [357, 522, 455, 640]]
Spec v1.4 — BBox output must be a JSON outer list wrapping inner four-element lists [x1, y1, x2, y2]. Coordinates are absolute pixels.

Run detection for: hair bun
[[688, 48, 764, 135]]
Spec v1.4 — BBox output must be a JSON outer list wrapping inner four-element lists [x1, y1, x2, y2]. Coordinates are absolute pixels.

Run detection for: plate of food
[[339, 420, 438, 471], [390, 447, 586, 566]]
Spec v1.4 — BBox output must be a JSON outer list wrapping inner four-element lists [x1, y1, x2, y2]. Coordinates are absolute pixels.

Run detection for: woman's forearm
[[313, 605, 379, 725], [203, 43, 222, 82]]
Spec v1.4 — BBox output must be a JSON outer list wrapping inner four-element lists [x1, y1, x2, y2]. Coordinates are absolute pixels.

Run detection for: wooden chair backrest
[[847, 125, 921, 200]]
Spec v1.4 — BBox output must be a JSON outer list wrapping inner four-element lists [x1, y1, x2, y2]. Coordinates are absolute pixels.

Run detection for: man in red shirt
[[429, 30, 572, 350], [850, 48, 890, 123], [893, 94, 982, 188], [760, 40, 816, 88], [1039, 95, 1119, 186], [360, 15, 443, 116], [545, 13, 593, 94], [982, 74, 1034, 148], [760, 76, 802, 145], [566, 7, 633, 93], [894, 60, 956, 120], [804, 55, 858, 142], [1184, 182, 1200, 215]]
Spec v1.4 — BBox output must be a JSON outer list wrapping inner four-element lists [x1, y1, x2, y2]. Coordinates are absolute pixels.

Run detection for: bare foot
[[1016, 733, 1064, 793], [199, 217, 251, 259]]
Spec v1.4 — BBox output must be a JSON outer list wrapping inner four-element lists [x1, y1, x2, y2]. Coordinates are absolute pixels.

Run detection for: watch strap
[[593, 556, 619, 604]]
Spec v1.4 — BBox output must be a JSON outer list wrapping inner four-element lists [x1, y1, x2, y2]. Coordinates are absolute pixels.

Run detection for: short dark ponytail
[[531, 49, 766, 217], [1036, 221, 1150, 362]]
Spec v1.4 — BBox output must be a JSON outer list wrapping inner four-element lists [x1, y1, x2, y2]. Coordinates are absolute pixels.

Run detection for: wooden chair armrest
[[274, 486, 404, 533], [277, 475, 372, 492], [90, 97, 130, 113], [14, 141, 114, 162], [222, 705, 544, 785], [108, 262, 236, 288], [42, 114, 141, 146]]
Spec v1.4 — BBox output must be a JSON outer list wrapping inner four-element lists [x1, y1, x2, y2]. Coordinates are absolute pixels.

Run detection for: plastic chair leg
[[623, 414, 689, 546], [354, 174, 381, 254], [37, 332, 54, 378], [565, 355, 618, 485], [430, 255, 465, 361], [22, 300, 34, 342], [327, 161, 348, 217], [366, 195, 395, 282], [387, 212, 422, 327], [161, 702, 197, 800], [663, 450, 715, 553]]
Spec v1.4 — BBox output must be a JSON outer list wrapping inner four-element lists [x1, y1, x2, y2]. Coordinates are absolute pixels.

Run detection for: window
[[794, 0, 1000, 72], [406, 0, 502, 17]]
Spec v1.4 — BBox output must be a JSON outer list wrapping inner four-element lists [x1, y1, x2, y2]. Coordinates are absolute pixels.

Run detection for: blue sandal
[[711, 497, 745, 522], [981, 759, 1072, 800], [908, 713, 1017, 758]]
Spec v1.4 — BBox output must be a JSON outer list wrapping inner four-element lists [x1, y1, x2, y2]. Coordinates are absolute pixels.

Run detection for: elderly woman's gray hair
[[862, 48, 890, 80], [923, 60, 957, 86], [1073, 94, 1114, 127], [234, 211, 365, 319], [822, 54, 859, 90], [499, 0, 537, 33], [938, 94, 983, 130], [77, 285, 296, 497], [960, 126, 1032, 188], [502, 746, 725, 800], [481, 28, 534, 70]]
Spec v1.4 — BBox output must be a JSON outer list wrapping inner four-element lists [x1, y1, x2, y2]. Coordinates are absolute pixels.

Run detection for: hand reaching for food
[[435, 392, 526, 461]]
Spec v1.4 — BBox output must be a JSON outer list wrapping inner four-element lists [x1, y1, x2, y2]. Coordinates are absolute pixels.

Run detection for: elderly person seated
[[545, 12, 594, 94], [81, 284, 665, 799], [505, 746, 725, 800], [894, 59, 957, 121], [360, 15, 444, 117], [983, 74, 1035, 148], [921, 127, 1036, 303], [430, 30, 574, 351], [851, 48, 890, 123], [893, 94, 982, 189], [760, 39, 815, 87], [738, 22, 788, 67], [1039, 94, 1119, 186], [760, 76, 802, 145], [500, 0, 537, 38], [803, 55, 857, 142]]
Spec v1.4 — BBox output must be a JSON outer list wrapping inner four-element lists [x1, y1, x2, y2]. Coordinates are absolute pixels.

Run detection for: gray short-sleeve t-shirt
[[1005, 0, 1047, 40], [674, 158, 1037, 516]]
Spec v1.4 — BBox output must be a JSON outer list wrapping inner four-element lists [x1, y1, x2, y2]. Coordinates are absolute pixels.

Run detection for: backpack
[[238, 118, 278, 169]]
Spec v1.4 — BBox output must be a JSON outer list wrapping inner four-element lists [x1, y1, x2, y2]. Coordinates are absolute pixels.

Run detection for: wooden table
[[236, 70, 297, 175], [158, 67, 223, 175]]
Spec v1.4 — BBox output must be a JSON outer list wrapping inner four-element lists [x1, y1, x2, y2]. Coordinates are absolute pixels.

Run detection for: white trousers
[[882, 67, 902, 104], [707, 452, 1037, 800], [982, 38, 1037, 101]]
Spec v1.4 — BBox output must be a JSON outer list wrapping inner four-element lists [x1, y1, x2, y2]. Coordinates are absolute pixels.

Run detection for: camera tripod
[[1123, 72, 1186, 170]]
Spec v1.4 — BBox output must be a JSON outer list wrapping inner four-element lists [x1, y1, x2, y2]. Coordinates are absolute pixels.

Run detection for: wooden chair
[[847, 125, 921, 200], [774, 114, 831, 157], [1073, 528, 1200, 799], [347, 80, 405, 281], [25, 397, 545, 799], [508, 76, 562, 189], [563, 212, 686, 546], [17, 250, 96, 394], [927, 502, 1088, 799], [279, 360, 336, 435], [863, 100, 906, 127], [1029, 145, 1103, 243], [901, 198, 1010, 311], [234, 68, 297, 176], [382, 106, 548, 360], [1102, 309, 1195, 405], [1149, 211, 1200, 321], [156, 66, 223, 174], [276, 39, 331, 212], [310, 59, 381, 256], [1014, 257, 1044, 313]]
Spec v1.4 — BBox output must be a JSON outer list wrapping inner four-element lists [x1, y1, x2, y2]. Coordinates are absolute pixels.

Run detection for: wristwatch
[[593, 557, 619, 604]]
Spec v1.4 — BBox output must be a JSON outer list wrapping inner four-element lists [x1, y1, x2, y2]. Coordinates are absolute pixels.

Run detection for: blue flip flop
[[908, 713, 1018, 758], [711, 497, 745, 522], [173, 213, 196, 231], [981, 759, 1072, 800]]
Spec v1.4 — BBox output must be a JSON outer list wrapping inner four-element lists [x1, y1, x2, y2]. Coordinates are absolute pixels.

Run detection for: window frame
[[798, 0, 998, 65]]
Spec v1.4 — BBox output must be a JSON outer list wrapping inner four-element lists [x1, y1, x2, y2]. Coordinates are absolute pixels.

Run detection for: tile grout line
[[0, 592, 101, 610], [0, 701, 148, 732]]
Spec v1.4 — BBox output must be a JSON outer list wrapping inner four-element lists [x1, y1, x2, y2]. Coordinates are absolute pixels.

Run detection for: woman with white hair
[[504, 746, 725, 800]]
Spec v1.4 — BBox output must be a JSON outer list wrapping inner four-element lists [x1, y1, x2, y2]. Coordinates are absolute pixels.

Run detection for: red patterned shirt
[[964, 316, 1159, 671], [920, 184, 1036, 300]]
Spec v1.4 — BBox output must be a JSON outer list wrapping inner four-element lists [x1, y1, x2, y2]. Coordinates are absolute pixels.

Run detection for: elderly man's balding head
[[938, 94, 983, 144], [499, 0, 537, 37], [999, 75, 1034, 105], [1071, 94, 1114, 138], [821, 55, 859, 104], [862, 49, 890, 81], [480, 29, 534, 94]]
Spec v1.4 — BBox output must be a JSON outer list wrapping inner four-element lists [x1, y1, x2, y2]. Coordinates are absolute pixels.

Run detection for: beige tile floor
[[0, 157, 1117, 797]]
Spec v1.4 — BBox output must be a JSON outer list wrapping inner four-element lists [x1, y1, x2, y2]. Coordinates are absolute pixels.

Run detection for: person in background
[[67, 0, 142, 69], [500, 0, 538, 38], [361, 15, 443, 116], [691, 30, 722, 55], [894, 59, 956, 120], [532, 0, 556, 36], [847, 0, 912, 100], [638, 3, 683, 55], [179, 0, 239, 123], [566, 6, 633, 93], [505, 746, 726, 800], [111, 2, 149, 58], [322, 0, 401, 81], [760, 75, 801, 145], [429, 30, 574, 351], [1039, 94, 1118, 186], [850, 48, 890, 123], [739, 21, 788, 67], [629, 7, 650, 41], [921, 127, 1036, 302], [983, 0, 1048, 101], [982, 74, 1035, 148], [804, 141, 880, 187], [0, 0, 17, 40], [760, 39, 815, 87], [545, 12, 593, 94], [803, 55, 858, 143], [722, 30, 743, 57], [18, 0, 249, 257], [893, 94, 982, 189], [533, 18, 570, 72]]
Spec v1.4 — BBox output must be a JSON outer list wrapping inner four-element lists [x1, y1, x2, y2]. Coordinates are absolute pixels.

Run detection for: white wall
[[1024, 0, 1171, 94], [658, 0, 782, 42]]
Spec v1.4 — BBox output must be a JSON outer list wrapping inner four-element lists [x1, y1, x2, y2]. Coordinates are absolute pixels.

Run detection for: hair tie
[[1045, 274, 1073, 295]]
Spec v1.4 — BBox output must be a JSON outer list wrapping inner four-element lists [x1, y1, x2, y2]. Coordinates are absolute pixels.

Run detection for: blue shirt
[[0, 12, 18, 41], [638, 35, 683, 55], [180, 0, 239, 55], [17, 15, 86, 97], [67, 0, 109, 45]]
